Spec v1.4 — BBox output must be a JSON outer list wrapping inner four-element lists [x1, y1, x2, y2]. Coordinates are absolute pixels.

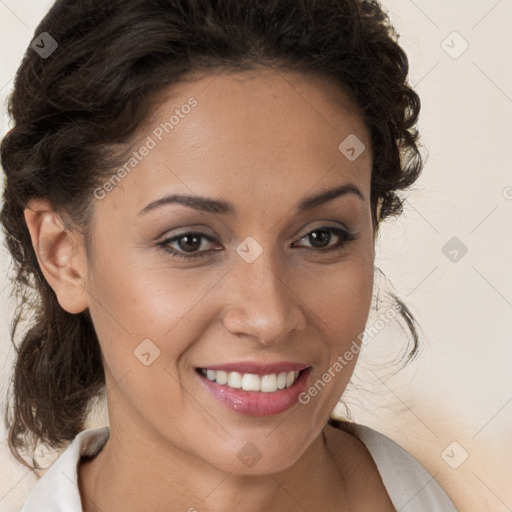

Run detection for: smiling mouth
[[195, 367, 310, 393]]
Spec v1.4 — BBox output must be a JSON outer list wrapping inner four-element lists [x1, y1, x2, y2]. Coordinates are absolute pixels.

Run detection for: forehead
[[147, 66, 369, 151], [98, 67, 372, 217]]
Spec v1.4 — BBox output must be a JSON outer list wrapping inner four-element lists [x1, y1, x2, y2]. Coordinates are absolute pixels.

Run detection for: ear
[[24, 198, 90, 314]]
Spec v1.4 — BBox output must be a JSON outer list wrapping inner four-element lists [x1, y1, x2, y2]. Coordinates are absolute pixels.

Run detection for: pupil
[[179, 235, 201, 252], [310, 230, 330, 248]]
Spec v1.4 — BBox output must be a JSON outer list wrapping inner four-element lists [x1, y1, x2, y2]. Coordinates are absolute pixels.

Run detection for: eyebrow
[[138, 183, 364, 216]]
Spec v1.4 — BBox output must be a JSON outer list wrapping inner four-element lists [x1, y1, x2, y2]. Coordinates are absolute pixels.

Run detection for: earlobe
[[24, 198, 89, 314]]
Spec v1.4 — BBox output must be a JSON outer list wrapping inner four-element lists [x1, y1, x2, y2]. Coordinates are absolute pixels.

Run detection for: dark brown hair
[[1, 0, 422, 471]]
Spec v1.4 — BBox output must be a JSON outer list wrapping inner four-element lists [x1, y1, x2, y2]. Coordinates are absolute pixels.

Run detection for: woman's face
[[83, 67, 375, 474]]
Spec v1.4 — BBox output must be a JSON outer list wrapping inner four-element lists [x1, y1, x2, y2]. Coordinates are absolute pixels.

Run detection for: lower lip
[[196, 368, 311, 416]]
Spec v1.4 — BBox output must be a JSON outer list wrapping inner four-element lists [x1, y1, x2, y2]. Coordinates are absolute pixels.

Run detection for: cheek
[[85, 250, 228, 372], [85, 255, 215, 430], [293, 255, 374, 415], [300, 251, 374, 345]]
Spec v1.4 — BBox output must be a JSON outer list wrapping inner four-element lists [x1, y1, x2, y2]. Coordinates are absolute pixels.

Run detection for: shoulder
[[21, 426, 110, 512], [326, 418, 458, 512]]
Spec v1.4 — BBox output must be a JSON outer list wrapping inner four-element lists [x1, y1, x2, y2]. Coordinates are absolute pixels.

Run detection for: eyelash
[[158, 226, 357, 260]]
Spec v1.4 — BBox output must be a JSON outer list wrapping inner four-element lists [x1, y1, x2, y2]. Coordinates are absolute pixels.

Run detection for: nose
[[220, 252, 307, 345]]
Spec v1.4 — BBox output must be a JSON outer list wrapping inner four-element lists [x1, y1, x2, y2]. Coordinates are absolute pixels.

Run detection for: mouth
[[194, 365, 313, 416]]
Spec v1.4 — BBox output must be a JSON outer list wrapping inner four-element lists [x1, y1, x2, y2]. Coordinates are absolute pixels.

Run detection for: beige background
[[1, 1, 511, 511]]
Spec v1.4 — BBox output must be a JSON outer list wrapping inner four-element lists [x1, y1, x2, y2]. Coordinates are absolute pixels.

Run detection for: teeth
[[242, 373, 260, 391], [260, 374, 277, 392], [227, 371, 242, 389], [200, 369, 301, 392], [277, 372, 287, 389], [216, 370, 228, 385]]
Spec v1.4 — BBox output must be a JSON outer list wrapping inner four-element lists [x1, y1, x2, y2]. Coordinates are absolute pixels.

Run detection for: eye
[[158, 231, 220, 259], [292, 226, 356, 252], [158, 225, 356, 260]]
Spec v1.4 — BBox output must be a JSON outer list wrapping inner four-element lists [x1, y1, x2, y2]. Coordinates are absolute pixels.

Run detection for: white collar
[[21, 426, 109, 512]]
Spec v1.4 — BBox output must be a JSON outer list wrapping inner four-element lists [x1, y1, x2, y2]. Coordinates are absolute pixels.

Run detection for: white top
[[21, 423, 458, 511]]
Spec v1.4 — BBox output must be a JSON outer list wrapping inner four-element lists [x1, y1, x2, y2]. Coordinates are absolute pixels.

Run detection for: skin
[[24, 67, 395, 511]]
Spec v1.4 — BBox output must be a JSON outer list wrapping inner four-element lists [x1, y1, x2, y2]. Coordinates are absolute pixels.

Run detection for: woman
[[1, 0, 458, 510]]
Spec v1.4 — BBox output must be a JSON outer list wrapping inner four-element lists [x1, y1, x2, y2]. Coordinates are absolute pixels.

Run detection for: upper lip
[[197, 361, 311, 376]]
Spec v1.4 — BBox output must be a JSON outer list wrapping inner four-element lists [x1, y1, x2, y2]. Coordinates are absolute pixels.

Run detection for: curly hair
[[1, 0, 422, 471]]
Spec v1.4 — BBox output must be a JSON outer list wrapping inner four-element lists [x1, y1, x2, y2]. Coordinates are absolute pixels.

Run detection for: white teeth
[[227, 371, 242, 389], [260, 373, 277, 392], [200, 368, 303, 392], [277, 372, 287, 389], [216, 370, 228, 385], [241, 373, 260, 391]]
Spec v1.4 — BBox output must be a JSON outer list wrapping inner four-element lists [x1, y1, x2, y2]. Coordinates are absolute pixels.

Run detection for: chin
[[199, 434, 311, 476]]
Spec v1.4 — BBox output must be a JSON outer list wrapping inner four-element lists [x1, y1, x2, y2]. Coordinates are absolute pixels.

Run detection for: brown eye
[[159, 232, 220, 259], [292, 226, 356, 251]]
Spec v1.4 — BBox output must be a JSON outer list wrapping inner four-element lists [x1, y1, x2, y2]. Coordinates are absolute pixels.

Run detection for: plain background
[[0, 1, 511, 511]]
